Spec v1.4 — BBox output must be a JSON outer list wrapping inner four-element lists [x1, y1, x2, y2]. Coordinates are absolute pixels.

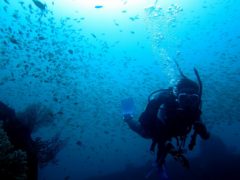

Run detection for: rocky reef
[[0, 121, 28, 180]]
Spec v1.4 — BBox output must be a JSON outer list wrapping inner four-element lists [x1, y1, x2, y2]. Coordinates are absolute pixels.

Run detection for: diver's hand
[[194, 122, 210, 140]]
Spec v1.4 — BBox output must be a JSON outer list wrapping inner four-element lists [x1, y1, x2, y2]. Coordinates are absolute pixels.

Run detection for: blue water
[[0, 0, 240, 179]]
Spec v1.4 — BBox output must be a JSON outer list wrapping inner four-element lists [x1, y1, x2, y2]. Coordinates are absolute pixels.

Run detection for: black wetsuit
[[125, 88, 209, 166]]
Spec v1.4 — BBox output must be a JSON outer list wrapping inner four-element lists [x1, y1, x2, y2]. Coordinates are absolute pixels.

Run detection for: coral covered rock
[[0, 121, 28, 180]]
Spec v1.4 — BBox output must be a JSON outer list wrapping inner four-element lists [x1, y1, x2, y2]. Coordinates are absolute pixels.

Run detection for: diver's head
[[174, 78, 200, 110]]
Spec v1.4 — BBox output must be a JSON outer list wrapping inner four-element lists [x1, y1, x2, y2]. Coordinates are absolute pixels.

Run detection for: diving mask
[[177, 93, 200, 109]]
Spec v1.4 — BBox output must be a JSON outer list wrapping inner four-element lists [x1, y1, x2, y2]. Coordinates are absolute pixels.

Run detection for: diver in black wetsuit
[[124, 65, 210, 170], [0, 101, 38, 180]]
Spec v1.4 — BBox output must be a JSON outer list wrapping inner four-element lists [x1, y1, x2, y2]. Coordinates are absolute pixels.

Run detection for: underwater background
[[0, 0, 240, 179]]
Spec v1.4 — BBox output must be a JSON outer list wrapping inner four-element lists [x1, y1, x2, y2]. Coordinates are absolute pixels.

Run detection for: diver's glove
[[189, 131, 197, 151], [121, 98, 135, 117], [194, 122, 210, 140]]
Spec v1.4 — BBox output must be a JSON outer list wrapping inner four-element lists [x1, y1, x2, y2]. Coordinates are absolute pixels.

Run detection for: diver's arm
[[124, 114, 150, 138], [124, 97, 164, 139], [193, 118, 210, 140], [139, 92, 167, 124], [189, 117, 209, 150], [124, 91, 167, 138], [146, 89, 170, 114], [138, 93, 167, 138]]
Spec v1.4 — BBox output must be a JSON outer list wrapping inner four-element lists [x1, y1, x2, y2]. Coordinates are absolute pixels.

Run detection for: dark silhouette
[[0, 101, 38, 179], [0, 101, 66, 180], [124, 64, 210, 176]]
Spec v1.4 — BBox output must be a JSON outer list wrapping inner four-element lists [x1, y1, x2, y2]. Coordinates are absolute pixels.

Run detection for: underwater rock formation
[[1, 101, 66, 179], [0, 121, 28, 180], [35, 132, 67, 168], [87, 134, 240, 180]]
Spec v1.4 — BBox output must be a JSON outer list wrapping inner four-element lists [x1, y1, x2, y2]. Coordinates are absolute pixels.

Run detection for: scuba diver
[[122, 61, 210, 178]]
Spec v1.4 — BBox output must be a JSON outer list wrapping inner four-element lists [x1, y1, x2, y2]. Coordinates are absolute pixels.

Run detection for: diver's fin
[[121, 98, 135, 116], [145, 162, 169, 180]]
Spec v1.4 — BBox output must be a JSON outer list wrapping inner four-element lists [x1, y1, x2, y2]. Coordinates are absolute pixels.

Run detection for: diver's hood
[[148, 60, 203, 102], [174, 60, 202, 98]]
